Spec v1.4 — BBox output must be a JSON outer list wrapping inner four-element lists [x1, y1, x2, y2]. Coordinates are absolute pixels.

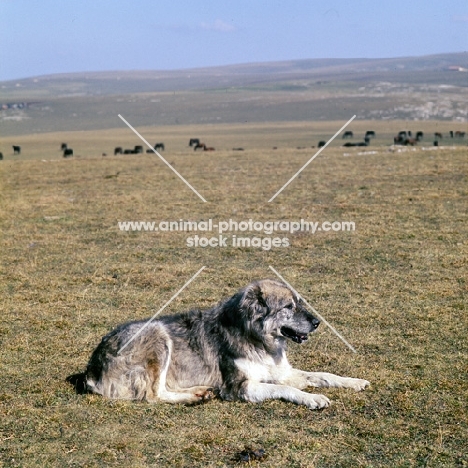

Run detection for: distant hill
[[2, 53, 468, 96], [1, 53, 467, 135]]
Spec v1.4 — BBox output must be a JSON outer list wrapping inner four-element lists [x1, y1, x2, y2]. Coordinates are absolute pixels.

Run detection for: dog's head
[[238, 279, 320, 345]]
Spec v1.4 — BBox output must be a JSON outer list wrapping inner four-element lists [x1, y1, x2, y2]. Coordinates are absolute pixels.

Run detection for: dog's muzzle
[[280, 318, 320, 344], [280, 327, 309, 343]]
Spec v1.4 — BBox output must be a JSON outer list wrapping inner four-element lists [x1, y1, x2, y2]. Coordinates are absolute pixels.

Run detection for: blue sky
[[0, 0, 467, 81]]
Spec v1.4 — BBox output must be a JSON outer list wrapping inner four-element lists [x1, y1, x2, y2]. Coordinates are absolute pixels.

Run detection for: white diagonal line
[[268, 266, 357, 353], [118, 114, 207, 203], [118, 266, 206, 354], [268, 115, 356, 202]]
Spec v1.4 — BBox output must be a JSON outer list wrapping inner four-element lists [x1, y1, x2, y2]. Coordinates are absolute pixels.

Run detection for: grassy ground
[[0, 122, 467, 467]]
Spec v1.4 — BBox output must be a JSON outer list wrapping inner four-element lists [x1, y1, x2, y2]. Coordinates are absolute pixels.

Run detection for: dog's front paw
[[305, 393, 330, 410], [345, 378, 370, 392]]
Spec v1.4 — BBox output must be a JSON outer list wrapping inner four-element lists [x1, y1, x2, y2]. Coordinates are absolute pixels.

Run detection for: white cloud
[[200, 19, 236, 33]]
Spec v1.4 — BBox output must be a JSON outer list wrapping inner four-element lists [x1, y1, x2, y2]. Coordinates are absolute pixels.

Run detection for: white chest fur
[[234, 354, 292, 383]]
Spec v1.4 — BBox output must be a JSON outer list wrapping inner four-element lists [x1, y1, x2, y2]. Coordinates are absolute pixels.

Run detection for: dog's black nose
[[311, 318, 320, 329]]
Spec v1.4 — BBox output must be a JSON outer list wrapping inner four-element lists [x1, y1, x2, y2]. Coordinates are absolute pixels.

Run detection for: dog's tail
[[66, 372, 91, 394]]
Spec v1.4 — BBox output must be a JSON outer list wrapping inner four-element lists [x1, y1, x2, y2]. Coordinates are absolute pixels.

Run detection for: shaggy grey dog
[[67, 279, 369, 409]]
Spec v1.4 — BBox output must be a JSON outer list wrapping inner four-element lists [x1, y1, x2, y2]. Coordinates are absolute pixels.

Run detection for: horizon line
[[1, 50, 465, 82]]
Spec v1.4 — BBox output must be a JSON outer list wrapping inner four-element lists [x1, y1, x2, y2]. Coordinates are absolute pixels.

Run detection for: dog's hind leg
[[156, 386, 215, 404], [150, 339, 214, 405]]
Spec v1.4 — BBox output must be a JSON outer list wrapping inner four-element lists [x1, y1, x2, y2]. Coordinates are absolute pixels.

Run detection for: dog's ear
[[241, 283, 268, 316]]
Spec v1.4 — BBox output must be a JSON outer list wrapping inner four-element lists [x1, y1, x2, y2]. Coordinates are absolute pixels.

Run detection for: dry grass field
[[0, 121, 467, 467]]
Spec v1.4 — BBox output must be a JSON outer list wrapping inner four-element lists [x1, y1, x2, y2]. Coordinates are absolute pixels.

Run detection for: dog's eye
[[284, 303, 294, 310]]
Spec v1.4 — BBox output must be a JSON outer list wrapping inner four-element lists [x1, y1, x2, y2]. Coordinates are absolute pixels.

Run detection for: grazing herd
[[113, 143, 163, 155], [393, 131, 420, 146], [193, 142, 215, 151], [1, 131, 466, 161], [339, 130, 375, 147], [339, 129, 466, 148], [189, 138, 216, 151], [392, 130, 465, 147]]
